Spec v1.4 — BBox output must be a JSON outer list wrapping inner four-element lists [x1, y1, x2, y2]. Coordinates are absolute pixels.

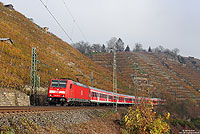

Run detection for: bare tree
[[154, 45, 165, 53], [133, 43, 143, 52], [91, 44, 101, 53], [72, 41, 91, 54], [106, 37, 117, 53], [163, 48, 171, 54], [172, 48, 180, 55]]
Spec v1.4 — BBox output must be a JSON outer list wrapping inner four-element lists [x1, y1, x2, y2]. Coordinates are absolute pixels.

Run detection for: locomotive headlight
[[61, 95, 65, 97], [50, 94, 53, 96]]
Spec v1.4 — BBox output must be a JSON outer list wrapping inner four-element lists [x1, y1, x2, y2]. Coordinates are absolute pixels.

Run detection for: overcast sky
[[1, 0, 200, 58]]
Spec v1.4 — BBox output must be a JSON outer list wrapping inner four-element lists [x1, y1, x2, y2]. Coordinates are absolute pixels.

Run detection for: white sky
[[1, 0, 200, 58]]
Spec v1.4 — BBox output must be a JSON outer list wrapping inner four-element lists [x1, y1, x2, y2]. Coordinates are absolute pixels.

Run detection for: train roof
[[51, 79, 67, 81], [89, 86, 135, 98], [51, 78, 88, 88], [89, 86, 113, 94], [72, 81, 88, 88]]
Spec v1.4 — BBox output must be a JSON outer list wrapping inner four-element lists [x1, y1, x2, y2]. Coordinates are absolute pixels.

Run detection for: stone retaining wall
[[0, 88, 30, 106]]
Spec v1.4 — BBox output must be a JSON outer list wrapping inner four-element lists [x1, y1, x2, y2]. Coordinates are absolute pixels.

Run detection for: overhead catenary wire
[[62, 0, 88, 42], [70, 20, 75, 40], [38, 0, 74, 44]]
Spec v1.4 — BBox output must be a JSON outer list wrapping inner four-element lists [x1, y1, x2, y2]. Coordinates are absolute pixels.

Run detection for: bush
[[121, 103, 170, 134], [191, 118, 200, 129]]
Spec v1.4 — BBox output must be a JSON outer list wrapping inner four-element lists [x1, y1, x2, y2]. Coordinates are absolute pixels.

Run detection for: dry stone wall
[[0, 88, 30, 106]]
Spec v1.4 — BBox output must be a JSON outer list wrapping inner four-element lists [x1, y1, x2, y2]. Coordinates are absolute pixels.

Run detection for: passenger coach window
[[92, 92, 97, 97], [100, 94, 107, 98], [91, 92, 94, 97], [119, 97, 124, 101]]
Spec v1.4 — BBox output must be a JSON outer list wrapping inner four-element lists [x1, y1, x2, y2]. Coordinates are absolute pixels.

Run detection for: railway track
[[0, 106, 115, 114]]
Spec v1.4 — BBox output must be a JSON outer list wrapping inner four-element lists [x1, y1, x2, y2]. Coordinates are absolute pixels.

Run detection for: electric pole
[[129, 84, 132, 95], [91, 72, 93, 87], [113, 40, 117, 112], [153, 87, 154, 98], [30, 47, 40, 106], [158, 88, 159, 104], [133, 72, 138, 105], [148, 80, 151, 98], [174, 90, 176, 104]]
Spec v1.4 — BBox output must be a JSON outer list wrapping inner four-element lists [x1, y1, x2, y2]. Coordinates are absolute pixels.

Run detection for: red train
[[47, 78, 166, 106]]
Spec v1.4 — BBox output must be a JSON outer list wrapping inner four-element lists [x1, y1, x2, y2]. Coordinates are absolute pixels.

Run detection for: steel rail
[[0, 106, 117, 114]]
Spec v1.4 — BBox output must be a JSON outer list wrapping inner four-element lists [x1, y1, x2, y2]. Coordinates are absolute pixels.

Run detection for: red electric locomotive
[[47, 79, 90, 105]]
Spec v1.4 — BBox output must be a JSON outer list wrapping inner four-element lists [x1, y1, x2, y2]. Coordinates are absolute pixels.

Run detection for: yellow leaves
[[122, 105, 170, 134], [165, 113, 170, 120], [124, 115, 128, 122]]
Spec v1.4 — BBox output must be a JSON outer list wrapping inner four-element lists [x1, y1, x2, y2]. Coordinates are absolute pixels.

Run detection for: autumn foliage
[[121, 103, 170, 134]]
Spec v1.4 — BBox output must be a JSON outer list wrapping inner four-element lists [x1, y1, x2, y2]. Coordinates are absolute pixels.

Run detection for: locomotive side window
[[70, 84, 72, 89]]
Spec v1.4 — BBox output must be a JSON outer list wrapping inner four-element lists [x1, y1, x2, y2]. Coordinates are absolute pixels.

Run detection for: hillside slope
[[93, 52, 200, 116], [0, 2, 129, 92]]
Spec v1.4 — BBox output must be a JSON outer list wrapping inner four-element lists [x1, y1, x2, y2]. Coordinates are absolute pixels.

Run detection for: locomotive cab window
[[51, 80, 67, 88]]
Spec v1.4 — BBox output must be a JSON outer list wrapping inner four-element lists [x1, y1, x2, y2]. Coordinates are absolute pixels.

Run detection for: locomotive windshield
[[51, 80, 67, 88]]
